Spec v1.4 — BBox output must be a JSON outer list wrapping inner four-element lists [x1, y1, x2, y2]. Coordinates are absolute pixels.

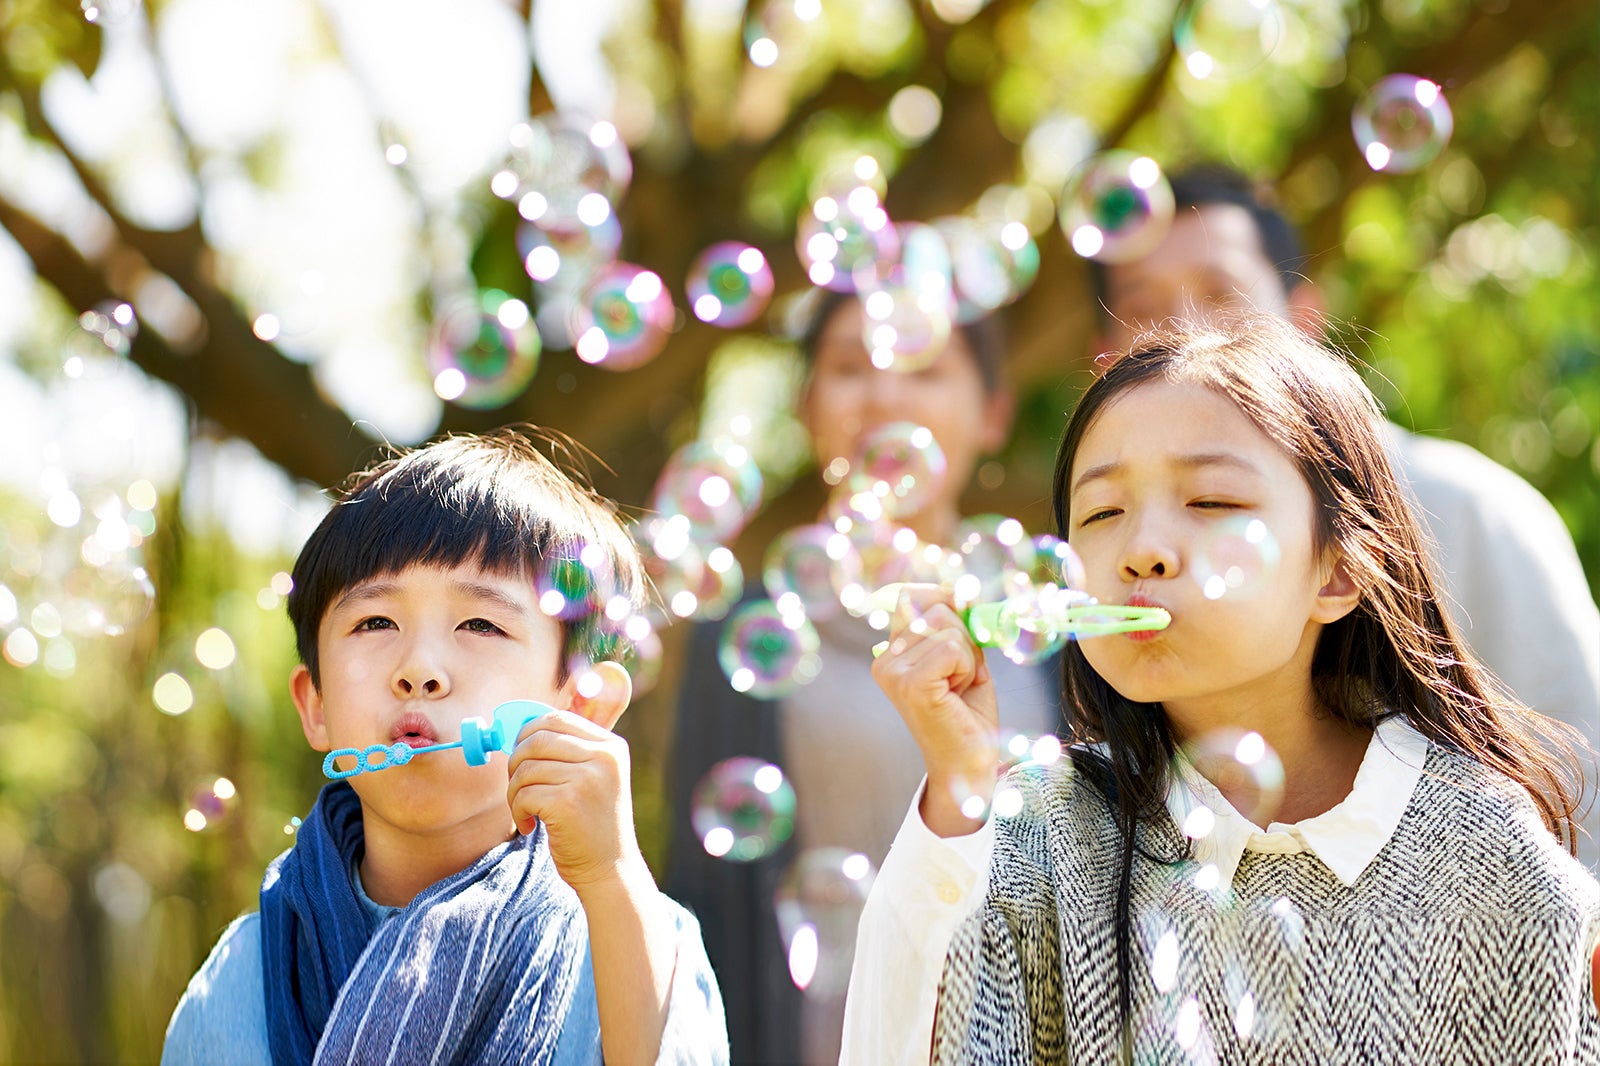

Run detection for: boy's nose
[[392, 651, 449, 698]]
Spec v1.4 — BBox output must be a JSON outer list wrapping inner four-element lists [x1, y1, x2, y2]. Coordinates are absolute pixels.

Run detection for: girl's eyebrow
[[1071, 452, 1265, 496]]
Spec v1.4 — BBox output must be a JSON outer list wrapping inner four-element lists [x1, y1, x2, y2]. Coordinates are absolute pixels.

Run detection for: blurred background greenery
[[0, 0, 1595, 1059]]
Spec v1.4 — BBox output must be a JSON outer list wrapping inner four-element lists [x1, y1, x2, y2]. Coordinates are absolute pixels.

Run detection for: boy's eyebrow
[[1071, 452, 1264, 496], [331, 579, 532, 618], [449, 580, 531, 618]]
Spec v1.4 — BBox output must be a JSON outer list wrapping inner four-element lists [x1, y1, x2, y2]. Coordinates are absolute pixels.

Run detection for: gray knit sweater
[[933, 743, 1600, 1064]]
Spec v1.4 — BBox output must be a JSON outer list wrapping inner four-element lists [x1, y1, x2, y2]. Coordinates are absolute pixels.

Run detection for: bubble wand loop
[[865, 581, 1170, 658], [322, 700, 555, 780]]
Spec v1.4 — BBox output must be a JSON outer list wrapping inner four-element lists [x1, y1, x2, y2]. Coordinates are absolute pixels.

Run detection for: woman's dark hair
[[1051, 312, 1589, 1031], [797, 287, 1009, 395], [287, 426, 645, 688]]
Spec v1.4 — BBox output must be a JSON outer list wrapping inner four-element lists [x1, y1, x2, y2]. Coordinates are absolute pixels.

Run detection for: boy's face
[[291, 562, 570, 840]]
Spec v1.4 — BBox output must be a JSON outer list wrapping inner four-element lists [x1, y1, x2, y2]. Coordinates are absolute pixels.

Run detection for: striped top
[[932, 736, 1600, 1063]]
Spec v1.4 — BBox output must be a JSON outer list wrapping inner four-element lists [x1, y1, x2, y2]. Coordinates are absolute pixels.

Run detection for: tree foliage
[[0, 0, 1595, 1058]]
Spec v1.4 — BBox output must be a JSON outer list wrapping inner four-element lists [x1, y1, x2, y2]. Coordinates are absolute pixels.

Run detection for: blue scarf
[[260, 783, 595, 1065]]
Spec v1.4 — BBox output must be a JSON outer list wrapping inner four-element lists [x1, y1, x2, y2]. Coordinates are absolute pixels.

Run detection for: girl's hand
[[870, 583, 1001, 838], [505, 710, 646, 893]]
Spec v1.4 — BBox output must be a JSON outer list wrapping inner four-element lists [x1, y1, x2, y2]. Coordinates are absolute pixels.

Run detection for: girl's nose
[[1119, 519, 1181, 582]]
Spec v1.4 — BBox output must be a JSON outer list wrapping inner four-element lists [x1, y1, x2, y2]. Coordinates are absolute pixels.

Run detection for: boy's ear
[[1311, 555, 1361, 625], [290, 664, 331, 752], [558, 660, 632, 732]]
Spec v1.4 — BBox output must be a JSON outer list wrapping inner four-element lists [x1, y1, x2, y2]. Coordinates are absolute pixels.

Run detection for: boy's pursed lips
[[391, 710, 441, 747]]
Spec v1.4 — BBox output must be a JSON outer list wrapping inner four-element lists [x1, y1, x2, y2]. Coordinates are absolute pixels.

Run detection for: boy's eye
[[355, 616, 395, 631], [460, 618, 505, 635]]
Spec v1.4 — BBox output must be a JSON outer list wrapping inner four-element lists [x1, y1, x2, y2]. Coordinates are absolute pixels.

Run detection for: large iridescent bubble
[[571, 263, 675, 371], [764, 523, 857, 622], [425, 290, 541, 409], [795, 185, 899, 291], [691, 756, 797, 862], [774, 848, 877, 995], [1173, 0, 1284, 81], [717, 599, 823, 699], [687, 242, 775, 328], [653, 440, 764, 543], [498, 114, 632, 230], [846, 422, 948, 521], [1352, 75, 1453, 173], [1059, 152, 1175, 264]]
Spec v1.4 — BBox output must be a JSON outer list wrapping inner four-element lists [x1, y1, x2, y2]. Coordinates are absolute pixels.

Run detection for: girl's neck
[[1167, 691, 1373, 827]]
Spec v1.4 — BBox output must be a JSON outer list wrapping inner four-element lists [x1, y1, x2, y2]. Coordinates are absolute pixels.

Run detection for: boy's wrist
[[568, 848, 657, 906]]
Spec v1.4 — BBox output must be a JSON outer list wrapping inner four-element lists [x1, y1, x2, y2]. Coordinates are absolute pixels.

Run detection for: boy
[[163, 428, 728, 1065]]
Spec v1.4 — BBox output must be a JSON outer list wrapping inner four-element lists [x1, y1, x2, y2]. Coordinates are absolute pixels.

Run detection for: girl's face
[[1066, 379, 1352, 723], [801, 300, 1010, 531]]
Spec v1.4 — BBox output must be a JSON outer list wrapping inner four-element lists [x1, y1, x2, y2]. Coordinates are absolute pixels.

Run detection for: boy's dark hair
[[287, 427, 645, 688], [798, 287, 1009, 395], [1088, 164, 1308, 325]]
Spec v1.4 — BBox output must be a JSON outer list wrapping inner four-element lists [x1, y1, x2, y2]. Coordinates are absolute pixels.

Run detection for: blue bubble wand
[[322, 700, 555, 780]]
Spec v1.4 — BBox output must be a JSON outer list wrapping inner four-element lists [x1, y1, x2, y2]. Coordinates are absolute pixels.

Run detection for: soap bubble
[[1219, 896, 1308, 1046], [1352, 74, 1453, 173], [1174, 0, 1284, 82], [1060, 152, 1175, 263], [858, 282, 952, 373], [687, 242, 776, 328], [832, 520, 928, 617], [1179, 728, 1285, 826], [691, 757, 796, 862], [500, 114, 632, 229], [639, 528, 744, 624], [936, 217, 1041, 320], [796, 187, 898, 291], [425, 290, 541, 409], [764, 523, 857, 622], [517, 214, 622, 285], [992, 577, 1082, 665], [1031, 534, 1088, 591], [745, 0, 826, 68], [572, 263, 676, 371], [846, 423, 949, 520], [184, 776, 238, 832], [534, 549, 605, 621], [948, 514, 1036, 602], [604, 611, 664, 696], [718, 600, 823, 698], [1193, 517, 1280, 601], [774, 848, 877, 995], [653, 441, 764, 542]]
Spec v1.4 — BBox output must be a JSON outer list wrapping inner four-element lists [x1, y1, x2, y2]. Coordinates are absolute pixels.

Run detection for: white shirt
[[839, 718, 1430, 1066]]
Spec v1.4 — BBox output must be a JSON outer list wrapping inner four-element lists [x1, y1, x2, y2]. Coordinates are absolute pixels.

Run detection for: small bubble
[[691, 757, 796, 862], [1059, 152, 1175, 264]]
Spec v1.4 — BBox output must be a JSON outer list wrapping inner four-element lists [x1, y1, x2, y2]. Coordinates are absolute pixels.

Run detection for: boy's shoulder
[[162, 912, 270, 1066]]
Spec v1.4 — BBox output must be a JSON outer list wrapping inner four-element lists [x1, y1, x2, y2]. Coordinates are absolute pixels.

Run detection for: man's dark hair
[[797, 287, 1009, 395], [1088, 164, 1308, 325], [286, 427, 644, 688]]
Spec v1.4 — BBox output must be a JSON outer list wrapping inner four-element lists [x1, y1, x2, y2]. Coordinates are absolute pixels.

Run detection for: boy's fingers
[[515, 707, 613, 745], [510, 727, 610, 767]]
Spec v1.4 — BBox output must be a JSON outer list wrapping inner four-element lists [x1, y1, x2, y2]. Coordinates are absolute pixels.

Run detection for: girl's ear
[[1311, 555, 1362, 625], [290, 664, 331, 751], [558, 660, 632, 732]]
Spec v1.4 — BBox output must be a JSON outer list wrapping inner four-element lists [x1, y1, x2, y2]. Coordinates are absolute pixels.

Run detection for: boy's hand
[[870, 583, 1001, 838], [506, 711, 645, 893]]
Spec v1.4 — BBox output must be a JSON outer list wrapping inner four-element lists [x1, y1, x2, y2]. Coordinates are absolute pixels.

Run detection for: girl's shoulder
[[1400, 742, 1599, 910]]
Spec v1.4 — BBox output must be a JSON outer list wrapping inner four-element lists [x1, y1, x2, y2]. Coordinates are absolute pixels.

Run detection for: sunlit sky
[[0, 0, 625, 556]]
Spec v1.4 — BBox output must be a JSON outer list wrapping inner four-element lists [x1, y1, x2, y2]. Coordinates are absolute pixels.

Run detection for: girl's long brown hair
[[1051, 313, 1590, 1031]]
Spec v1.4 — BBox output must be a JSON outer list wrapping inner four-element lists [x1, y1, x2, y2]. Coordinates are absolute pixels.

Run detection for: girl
[[844, 313, 1599, 1063]]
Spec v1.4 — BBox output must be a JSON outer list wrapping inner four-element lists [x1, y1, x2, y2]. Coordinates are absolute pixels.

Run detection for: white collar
[[1164, 717, 1430, 888]]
